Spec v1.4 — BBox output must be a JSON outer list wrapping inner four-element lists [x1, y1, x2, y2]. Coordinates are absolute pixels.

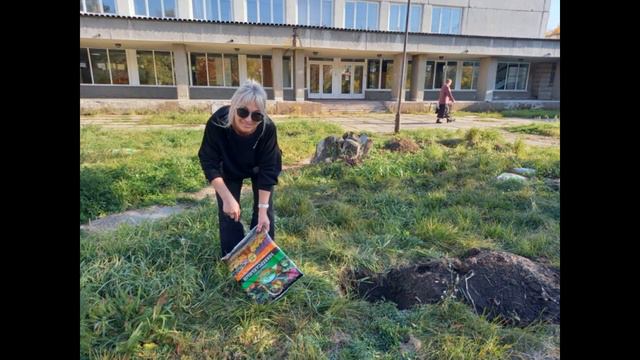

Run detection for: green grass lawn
[[80, 120, 343, 223], [139, 110, 212, 125], [81, 122, 560, 359], [503, 122, 560, 138], [454, 109, 560, 120]]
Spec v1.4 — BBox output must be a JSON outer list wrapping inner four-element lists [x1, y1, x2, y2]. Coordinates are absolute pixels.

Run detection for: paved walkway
[[81, 113, 559, 147], [279, 113, 559, 147]]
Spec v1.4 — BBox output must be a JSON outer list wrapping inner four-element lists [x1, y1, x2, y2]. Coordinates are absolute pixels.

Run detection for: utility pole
[[394, 0, 412, 133]]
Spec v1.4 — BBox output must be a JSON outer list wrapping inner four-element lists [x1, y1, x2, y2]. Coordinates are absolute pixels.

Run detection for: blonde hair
[[222, 79, 269, 128]]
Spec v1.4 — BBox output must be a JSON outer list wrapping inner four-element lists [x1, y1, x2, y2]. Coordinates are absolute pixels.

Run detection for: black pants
[[216, 177, 275, 257], [437, 103, 451, 119]]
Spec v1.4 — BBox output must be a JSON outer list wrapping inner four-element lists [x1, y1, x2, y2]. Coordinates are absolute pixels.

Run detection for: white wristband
[[258, 203, 269, 209]]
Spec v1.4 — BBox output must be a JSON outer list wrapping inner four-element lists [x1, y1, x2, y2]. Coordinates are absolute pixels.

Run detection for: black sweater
[[198, 106, 282, 191]]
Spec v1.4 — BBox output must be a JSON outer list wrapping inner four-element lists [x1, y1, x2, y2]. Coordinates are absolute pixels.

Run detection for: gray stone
[[497, 173, 527, 182], [311, 132, 373, 165], [512, 167, 536, 176]]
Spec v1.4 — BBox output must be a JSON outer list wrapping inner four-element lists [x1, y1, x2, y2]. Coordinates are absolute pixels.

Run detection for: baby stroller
[[435, 102, 456, 123]]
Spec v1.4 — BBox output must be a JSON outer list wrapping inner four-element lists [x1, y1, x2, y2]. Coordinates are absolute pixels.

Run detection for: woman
[[436, 78, 456, 124], [198, 80, 282, 257]]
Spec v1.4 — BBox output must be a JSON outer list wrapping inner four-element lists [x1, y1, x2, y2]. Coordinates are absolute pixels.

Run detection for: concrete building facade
[[80, 0, 560, 105]]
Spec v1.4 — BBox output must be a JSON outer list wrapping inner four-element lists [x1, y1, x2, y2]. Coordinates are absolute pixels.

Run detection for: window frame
[[80, 47, 130, 86], [298, 0, 333, 27], [246, 54, 274, 88], [389, 2, 422, 32], [424, 60, 457, 90], [459, 61, 480, 90], [80, 0, 117, 14], [364, 58, 394, 90], [247, 0, 285, 23], [134, 0, 177, 18], [495, 62, 530, 91], [431, 6, 462, 34], [137, 50, 176, 86], [193, 0, 233, 21], [188, 52, 240, 87], [424, 59, 481, 91], [344, 1, 379, 30], [282, 55, 294, 89]]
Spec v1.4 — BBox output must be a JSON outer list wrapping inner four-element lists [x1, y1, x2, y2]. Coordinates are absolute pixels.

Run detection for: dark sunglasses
[[236, 107, 264, 123]]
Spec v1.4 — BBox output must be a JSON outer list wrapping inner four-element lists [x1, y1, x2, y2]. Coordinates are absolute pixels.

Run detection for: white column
[[334, 0, 345, 28], [286, 0, 297, 24], [172, 44, 190, 100], [177, 0, 192, 19], [234, 0, 246, 21], [410, 54, 427, 101], [272, 49, 284, 101], [239, 55, 248, 83], [125, 49, 139, 85], [477, 57, 498, 102], [391, 53, 407, 101], [461, 6, 468, 35], [294, 49, 305, 101], [116, 0, 132, 15], [379, 1, 390, 31], [423, 4, 432, 33]]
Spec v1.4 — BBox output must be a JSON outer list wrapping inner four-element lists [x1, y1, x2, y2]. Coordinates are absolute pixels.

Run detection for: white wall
[[109, 0, 550, 38], [468, 0, 546, 11], [464, 8, 545, 38]]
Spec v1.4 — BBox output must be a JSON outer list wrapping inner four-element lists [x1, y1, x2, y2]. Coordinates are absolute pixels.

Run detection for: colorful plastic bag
[[221, 226, 303, 303]]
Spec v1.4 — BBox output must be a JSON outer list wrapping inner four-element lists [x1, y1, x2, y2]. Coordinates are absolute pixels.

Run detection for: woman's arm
[[198, 119, 241, 222], [211, 177, 241, 222], [256, 189, 271, 233], [256, 122, 283, 191], [198, 120, 224, 183]]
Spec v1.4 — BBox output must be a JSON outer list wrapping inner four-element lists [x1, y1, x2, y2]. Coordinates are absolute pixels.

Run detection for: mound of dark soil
[[342, 249, 559, 326], [384, 138, 421, 153]]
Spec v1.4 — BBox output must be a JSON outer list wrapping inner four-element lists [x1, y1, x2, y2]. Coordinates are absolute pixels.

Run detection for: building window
[[298, 0, 332, 27], [137, 50, 175, 86], [90, 49, 111, 84], [80, 49, 92, 84], [81, 0, 116, 13], [405, 61, 412, 89], [366, 59, 394, 89], [389, 3, 422, 32], [381, 60, 393, 89], [495, 62, 529, 90], [247, 0, 285, 23], [189, 53, 239, 87], [247, 55, 273, 87], [283, 56, 293, 88], [431, 6, 462, 34], [109, 50, 129, 84], [80, 48, 129, 85], [460, 61, 479, 90], [134, 0, 176, 18], [367, 59, 380, 89], [345, 1, 378, 30], [224, 55, 240, 87], [193, 0, 232, 21], [424, 60, 458, 89]]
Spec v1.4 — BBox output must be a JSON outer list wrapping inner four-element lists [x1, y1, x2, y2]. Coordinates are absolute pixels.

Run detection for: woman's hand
[[223, 196, 241, 222], [257, 209, 270, 234]]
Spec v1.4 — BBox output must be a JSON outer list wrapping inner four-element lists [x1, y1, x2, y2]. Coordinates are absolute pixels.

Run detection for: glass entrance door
[[308, 59, 365, 99], [308, 61, 333, 98], [339, 63, 364, 97]]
